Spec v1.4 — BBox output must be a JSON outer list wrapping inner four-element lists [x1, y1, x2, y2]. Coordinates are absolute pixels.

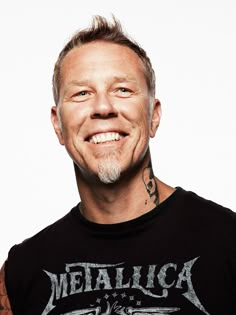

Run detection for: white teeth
[[89, 132, 122, 144]]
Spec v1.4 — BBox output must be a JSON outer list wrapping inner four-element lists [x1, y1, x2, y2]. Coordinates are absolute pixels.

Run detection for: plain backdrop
[[0, 0, 235, 266]]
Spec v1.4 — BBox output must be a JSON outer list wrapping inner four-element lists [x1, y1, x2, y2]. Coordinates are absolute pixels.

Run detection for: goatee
[[98, 158, 121, 184], [96, 150, 121, 184]]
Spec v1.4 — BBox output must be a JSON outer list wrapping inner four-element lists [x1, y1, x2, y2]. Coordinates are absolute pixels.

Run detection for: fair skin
[[51, 41, 175, 224]]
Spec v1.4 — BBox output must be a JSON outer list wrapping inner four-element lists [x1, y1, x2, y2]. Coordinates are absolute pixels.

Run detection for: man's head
[[51, 16, 161, 185], [52, 15, 156, 106]]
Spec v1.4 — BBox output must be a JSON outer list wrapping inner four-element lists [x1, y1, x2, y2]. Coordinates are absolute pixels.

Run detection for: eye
[[119, 87, 129, 93], [116, 87, 132, 97], [76, 90, 89, 96], [69, 90, 91, 102]]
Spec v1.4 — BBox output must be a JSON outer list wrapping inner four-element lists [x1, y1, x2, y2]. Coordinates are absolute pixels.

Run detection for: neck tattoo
[[142, 160, 159, 206]]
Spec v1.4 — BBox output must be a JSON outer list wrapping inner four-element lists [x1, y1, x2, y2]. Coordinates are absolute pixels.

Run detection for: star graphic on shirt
[[92, 291, 145, 312], [104, 294, 110, 300], [88, 291, 181, 315]]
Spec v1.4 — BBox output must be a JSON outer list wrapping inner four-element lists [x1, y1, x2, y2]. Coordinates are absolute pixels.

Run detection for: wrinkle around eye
[[63, 96, 88, 103], [64, 91, 92, 103], [113, 88, 133, 98]]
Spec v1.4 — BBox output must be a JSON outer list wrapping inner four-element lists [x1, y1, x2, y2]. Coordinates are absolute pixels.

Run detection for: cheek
[[122, 102, 150, 129], [137, 109, 152, 138], [137, 101, 151, 128], [59, 106, 88, 134]]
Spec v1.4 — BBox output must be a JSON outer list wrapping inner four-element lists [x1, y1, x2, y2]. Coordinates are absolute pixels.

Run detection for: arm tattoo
[[0, 263, 13, 314], [142, 160, 159, 206]]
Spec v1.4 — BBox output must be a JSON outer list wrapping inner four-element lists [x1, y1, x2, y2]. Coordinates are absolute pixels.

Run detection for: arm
[[0, 262, 13, 314]]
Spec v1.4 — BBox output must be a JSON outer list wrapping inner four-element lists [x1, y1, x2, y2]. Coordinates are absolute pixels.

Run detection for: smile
[[88, 132, 125, 144]]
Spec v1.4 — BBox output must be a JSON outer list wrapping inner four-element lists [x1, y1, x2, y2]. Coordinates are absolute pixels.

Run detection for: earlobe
[[51, 106, 65, 145], [150, 99, 161, 138]]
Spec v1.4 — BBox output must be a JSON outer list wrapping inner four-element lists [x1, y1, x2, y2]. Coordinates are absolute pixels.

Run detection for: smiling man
[[50, 37, 167, 224], [1, 16, 236, 315]]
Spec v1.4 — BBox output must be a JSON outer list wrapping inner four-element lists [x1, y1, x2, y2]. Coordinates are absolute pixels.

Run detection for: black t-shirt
[[5, 187, 236, 315]]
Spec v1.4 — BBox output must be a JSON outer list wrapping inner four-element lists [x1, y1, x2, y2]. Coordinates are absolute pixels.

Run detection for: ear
[[150, 99, 162, 138], [51, 106, 65, 145]]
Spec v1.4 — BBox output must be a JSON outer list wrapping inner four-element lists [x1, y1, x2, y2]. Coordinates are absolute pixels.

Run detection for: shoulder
[[179, 187, 235, 218], [6, 204, 79, 268], [176, 187, 236, 240], [4, 205, 80, 310]]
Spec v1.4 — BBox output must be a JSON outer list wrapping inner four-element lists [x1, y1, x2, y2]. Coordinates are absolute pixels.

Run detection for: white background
[[0, 0, 235, 266]]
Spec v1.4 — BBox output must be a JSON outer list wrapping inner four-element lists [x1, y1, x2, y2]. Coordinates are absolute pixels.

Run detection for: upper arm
[[0, 262, 13, 314]]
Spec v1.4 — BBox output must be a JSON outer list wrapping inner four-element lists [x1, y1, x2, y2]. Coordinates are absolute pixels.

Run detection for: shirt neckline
[[71, 187, 184, 236]]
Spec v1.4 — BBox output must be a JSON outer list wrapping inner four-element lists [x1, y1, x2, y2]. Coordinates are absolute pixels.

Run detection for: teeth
[[89, 132, 122, 144]]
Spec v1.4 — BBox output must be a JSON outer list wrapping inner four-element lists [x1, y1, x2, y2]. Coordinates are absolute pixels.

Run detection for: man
[[1, 15, 235, 315]]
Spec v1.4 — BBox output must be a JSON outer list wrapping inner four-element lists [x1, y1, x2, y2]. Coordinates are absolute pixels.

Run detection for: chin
[[97, 158, 121, 184]]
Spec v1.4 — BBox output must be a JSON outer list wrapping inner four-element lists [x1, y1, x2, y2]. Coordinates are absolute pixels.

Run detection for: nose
[[90, 93, 118, 119]]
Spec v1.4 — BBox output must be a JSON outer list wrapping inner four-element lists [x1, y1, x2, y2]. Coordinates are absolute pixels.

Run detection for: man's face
[[51, 41, 160, 183]]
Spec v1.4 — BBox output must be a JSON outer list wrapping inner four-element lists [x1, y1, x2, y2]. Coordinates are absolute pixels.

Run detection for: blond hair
[[52, 15, 156, 105]]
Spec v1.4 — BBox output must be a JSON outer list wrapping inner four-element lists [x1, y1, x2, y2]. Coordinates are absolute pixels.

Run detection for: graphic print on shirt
[[42, 257, 210, 315]]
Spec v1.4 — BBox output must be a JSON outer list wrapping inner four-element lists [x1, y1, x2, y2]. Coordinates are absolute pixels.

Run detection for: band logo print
[[42, 257, 210, 315]]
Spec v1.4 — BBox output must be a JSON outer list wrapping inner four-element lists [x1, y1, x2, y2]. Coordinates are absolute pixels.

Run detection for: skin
[[51, 40, 175, 224], [0, 263, 13, 313]]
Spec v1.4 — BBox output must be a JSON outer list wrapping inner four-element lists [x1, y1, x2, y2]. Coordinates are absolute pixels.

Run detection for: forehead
[[60, 41, 146, 83]]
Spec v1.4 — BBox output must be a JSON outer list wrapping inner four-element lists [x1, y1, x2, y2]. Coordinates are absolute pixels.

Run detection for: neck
[[74, 153, 174, 224]]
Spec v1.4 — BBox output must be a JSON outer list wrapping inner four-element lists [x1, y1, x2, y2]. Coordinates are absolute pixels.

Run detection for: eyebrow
[[66, 76, 137, 87], [66, 79, 90, 87], [113, 75, 137, 83]]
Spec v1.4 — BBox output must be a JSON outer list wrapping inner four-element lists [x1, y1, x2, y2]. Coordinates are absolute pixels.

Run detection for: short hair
[[52, 15, 156, 105]]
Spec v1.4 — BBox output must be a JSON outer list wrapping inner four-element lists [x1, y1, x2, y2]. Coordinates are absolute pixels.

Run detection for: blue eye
[[115, 87, 132, 98], [119, 88, 129, 93], [78, 91, 88, 96], [69, 90, 91, 102]]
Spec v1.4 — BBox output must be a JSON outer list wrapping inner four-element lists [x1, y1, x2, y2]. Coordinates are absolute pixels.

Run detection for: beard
[[96, 150, 121, 184]]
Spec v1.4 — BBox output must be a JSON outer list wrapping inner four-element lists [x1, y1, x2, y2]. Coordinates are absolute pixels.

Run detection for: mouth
[[86, 132, 127, 144]]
